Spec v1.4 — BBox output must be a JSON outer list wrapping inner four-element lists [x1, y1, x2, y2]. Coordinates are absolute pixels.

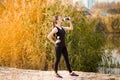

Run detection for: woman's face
[[57, 16, 62, 24]]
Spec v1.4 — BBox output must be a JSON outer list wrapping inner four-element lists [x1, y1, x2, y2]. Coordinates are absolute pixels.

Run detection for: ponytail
[[53, 16, 59, 28], [52, 16, 59, 37], [53, 21, 56, 28]]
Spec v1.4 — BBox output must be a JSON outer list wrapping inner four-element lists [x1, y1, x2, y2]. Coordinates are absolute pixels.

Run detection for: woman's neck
[[56, 24, 61, 27]]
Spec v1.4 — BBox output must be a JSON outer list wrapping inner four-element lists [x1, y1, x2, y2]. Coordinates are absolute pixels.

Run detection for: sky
[[74, 0, 120, 3], [98, 0, 120, 2], [73, 0, 120, 8], [74, 0, 120, 2]]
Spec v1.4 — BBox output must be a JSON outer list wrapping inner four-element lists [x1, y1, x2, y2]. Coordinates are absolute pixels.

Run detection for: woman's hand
[[47, 27, 58, 45], [55, 40, 61, 44], [67, 19, 72, 23], [63, 20, 73, 31]]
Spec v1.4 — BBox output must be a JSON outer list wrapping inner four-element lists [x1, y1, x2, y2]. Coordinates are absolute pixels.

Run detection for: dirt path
[[0, 67, 120, 80]]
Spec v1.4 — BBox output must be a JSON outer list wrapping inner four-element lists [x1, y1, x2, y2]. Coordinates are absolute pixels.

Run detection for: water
[[98, 67, 120, 74], [99, 49, 120, 74]]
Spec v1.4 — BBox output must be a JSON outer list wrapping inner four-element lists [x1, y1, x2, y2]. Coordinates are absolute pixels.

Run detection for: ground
[[0, 67, 120, 80]]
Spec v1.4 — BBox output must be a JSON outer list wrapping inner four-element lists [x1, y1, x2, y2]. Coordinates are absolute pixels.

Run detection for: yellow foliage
[[0, 0, 47, 69]]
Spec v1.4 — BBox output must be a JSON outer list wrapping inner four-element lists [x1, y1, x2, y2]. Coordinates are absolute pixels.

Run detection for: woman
[[47, 16, 78, 78]]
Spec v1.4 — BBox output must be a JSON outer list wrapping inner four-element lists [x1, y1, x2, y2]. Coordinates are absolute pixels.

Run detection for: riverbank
[[0, 67, 120, 80]]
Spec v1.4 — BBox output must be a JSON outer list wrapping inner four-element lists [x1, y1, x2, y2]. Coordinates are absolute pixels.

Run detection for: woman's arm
[[47, 28, 58, 45], [63, 21, 73, 31]]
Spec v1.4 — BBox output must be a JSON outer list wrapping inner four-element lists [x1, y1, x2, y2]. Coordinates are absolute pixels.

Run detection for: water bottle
[[62, 17, 71, 21]]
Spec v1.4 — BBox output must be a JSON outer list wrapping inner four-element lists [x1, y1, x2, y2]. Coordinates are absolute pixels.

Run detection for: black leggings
[[54, 45, 72, 73]]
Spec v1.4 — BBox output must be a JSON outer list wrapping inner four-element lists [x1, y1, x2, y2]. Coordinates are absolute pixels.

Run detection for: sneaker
[[55, 73, 63, 78], [70, 72, 79, 76]]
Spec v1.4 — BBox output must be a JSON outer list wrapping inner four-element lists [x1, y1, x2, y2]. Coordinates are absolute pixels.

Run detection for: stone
[[0, 67, 120, 80]]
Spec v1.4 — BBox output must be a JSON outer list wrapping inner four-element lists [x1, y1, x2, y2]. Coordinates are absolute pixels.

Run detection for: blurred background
[[0, 0, 120, 74]]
